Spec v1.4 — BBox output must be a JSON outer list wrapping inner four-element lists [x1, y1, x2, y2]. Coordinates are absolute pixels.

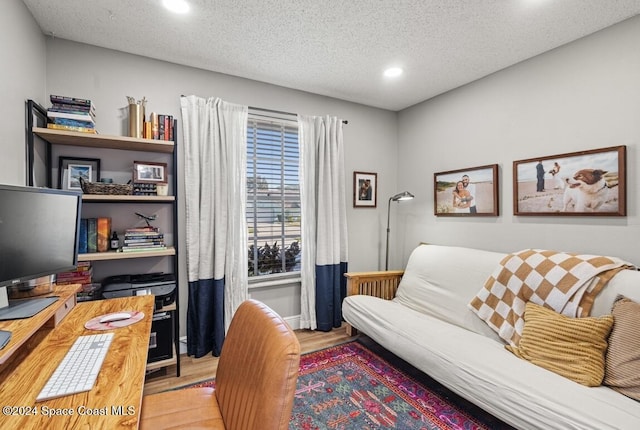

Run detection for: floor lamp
[[385, 191, 414, 270]]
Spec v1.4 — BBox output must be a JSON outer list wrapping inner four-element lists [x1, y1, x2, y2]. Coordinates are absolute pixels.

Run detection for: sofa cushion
[[506, 302, 613, 386], [604, 296, 640, 400], [591, 269, 640, 316], [392, 244, 505, 343]]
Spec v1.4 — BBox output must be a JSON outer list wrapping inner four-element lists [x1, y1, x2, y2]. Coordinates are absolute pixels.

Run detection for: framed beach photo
[[513, 145, 626, 216], [353, 171, 377, 208], [134, 161, 167, 183], [434, 164, 499, 216], [58, 156, 100, 190]]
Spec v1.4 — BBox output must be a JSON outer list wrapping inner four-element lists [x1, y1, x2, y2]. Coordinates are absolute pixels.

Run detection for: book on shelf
[[121, 245, 167, 253], [166, 115, 173, 141], [78, 218, 88, 254], [47, 110, 95, 124], [50, 94, 96, 110], [124, 234, 164, 244], [124, 235, 164, 241], [150, 112, 159, 140], [124, 239, 165, 245], [47, 123, 97, 134], [74, 261, 92, 271], [124, 231, 163, 237], [50, 103, 96, 116], [126, 226, 160, 233], [50, 117, 95, 129], [97, 217, 111, 252], [144, 121, 152, 139], [123, 242, 166, 248], [158, 114, 166, 140], [87, 218, 97, 253], [56, 273, 93, 284]]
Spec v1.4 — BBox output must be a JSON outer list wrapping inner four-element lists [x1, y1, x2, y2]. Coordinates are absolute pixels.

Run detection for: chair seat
[[140, 387, 225, 430]]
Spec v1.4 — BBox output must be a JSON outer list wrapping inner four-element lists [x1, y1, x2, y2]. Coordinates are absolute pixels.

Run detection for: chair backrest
[[214, 299, 301, 430]]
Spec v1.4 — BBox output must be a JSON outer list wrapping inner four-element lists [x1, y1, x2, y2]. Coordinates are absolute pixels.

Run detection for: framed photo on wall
[[434, 164, 499, 216], [353, 171, 377, 208], [513, 145, 626, 216], [58, 156, 101, 190], [134, 161, 167, 183]]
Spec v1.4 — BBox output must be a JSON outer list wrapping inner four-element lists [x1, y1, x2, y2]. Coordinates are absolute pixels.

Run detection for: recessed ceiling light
[[383, 67, 403, 78], [163, 0, 190, 14]]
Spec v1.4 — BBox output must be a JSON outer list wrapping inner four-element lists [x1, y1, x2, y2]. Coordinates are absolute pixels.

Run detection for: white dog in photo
[[562, 169, 610, 212]]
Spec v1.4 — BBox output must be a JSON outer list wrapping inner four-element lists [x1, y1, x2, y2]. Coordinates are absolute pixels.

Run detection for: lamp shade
[[390, 191, 414, 202]]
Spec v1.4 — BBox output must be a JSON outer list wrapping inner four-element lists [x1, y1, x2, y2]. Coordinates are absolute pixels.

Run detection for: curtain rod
[[179, 97, 348, 124], [249, 106, 348, 124]]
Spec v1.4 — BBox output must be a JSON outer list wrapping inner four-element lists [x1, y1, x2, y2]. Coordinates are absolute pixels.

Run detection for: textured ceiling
[[21, 0, 640, 111]]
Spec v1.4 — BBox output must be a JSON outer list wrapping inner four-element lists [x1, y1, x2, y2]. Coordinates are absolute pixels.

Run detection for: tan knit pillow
[[604, 296, 640, 400], [506, 302, 613, 386]]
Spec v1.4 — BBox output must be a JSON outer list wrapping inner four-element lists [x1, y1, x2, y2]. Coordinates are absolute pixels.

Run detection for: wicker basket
[[80, 177, 133, 195]]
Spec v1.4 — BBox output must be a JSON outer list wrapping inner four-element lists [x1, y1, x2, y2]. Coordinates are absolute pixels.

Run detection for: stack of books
[[122, 226, 166, 252], [47, 94, 97, 134], [56, 261, 93, 286]]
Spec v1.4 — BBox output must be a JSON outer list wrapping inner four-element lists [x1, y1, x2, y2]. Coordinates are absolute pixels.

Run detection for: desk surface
[[0, 295, 154, 430], [0, 284, 80, 365]]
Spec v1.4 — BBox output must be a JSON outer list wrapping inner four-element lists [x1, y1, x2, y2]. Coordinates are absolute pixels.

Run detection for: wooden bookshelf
[[78, 247, 176, 261], [32, 127, 174, 153], [82, 194, 175, 203], [27, 101, 181, 378]]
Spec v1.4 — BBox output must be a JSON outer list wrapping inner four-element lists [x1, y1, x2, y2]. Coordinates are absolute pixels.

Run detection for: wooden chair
[[140, 299, 301, 429]]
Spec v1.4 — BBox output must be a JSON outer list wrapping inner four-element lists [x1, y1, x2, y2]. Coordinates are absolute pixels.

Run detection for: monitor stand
[[0, 296, 59, 321], [0, 287, 7, 309]]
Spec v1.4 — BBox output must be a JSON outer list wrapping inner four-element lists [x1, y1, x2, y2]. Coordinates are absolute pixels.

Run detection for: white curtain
[[180, 95, 248, 356], [298, 115, 348, 331]]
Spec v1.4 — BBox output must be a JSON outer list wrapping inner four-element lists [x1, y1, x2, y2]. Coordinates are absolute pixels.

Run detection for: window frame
[[246, 111, 301, 280]]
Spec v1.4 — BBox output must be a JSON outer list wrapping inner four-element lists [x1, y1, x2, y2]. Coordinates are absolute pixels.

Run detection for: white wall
[[40, 39, 397, 332], [397, 16, 640, 265], [0, 0, 46, 185]]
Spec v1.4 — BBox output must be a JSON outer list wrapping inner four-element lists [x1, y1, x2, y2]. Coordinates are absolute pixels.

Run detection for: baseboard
[[178, 314, 302, 355], [179, 336, 187, 355], [284, 315, 301, 330]]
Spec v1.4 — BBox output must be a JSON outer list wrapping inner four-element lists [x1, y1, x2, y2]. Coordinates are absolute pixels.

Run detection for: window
[[246, 113, 301, 277]]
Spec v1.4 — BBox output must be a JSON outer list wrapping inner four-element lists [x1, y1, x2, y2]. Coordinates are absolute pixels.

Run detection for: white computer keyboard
[[36, 332, 114, 402]]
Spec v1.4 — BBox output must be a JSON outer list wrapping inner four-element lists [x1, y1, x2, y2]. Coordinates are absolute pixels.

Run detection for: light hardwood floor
[[143, 324, 355, 395]]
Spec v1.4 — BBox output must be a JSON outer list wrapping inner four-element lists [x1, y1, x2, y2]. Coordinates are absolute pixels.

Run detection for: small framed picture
[[513, 145, 626, 216], [133, 161, 167, 183], [353, 171, 377, 208], [58, 156, 101, 190], [434, 164, 499, 216]]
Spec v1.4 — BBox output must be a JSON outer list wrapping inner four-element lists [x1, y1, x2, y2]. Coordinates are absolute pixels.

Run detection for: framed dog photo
[[434, 164, 499, 216], [133, 161, 167, 183], [353, 171, 377, 208], [58, 156, 100, 190], [513, 145, 626, 216]]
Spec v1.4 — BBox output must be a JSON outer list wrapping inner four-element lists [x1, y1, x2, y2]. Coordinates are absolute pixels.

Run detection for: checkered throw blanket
[[469, 249, 632, 346]]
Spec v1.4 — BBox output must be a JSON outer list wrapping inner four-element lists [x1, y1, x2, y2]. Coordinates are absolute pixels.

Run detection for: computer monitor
[[0, 184, 82, 319]]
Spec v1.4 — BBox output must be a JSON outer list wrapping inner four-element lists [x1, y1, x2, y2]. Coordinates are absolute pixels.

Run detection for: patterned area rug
[[182, 338, 514, 430]]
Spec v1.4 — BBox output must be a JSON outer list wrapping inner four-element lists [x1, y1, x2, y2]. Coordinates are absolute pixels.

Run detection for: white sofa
[[342, 244, 640, 430]]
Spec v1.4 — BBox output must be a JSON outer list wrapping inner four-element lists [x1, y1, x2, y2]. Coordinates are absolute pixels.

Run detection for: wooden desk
[[0, 284, 80, 366], [0, 295, 154, 429]]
